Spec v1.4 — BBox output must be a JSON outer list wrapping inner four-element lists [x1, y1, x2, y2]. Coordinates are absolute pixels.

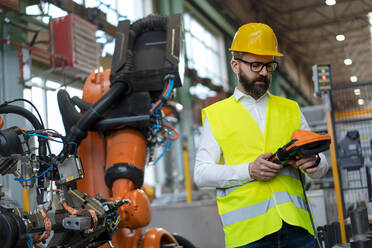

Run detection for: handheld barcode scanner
[[269, 130, 331, 166]]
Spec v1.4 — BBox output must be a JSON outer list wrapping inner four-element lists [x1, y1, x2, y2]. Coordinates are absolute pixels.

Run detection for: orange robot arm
[[78, 70, 151, 230]]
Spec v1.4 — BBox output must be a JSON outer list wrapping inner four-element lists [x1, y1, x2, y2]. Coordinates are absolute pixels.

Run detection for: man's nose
[[259, 66, 268, 76]]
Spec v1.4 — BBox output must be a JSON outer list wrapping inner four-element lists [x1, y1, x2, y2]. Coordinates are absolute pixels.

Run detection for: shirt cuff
[[237, 162, 252, 181], [246, 162, 253, 180]]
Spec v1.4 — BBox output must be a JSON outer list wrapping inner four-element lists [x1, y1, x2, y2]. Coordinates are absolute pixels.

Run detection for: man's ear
[[230, 59, 239, 74]]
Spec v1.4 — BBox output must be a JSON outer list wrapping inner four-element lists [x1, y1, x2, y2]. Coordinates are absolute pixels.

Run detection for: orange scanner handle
[[105, 128, 151, 229]]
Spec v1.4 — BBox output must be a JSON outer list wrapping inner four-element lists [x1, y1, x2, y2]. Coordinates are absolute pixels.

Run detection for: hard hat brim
[[229, 48, 283, 57]]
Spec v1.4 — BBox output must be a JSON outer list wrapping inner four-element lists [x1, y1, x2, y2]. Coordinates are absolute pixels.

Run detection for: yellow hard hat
[[230, 23, 283, 56]]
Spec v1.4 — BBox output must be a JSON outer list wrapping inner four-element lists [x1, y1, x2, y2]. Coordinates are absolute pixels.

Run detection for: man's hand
[[249, 153, 283, 181], [296, 155, 318, 174]]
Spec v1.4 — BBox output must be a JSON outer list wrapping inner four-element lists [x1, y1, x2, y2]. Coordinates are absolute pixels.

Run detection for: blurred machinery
[[338, 131, 364, 170], [317, 203, 372, 248], [0, 108, 127, 248], [0, 14, 195, 248]]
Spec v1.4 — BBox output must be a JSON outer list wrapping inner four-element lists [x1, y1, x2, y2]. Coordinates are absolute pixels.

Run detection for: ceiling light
[[350, 76, 358, 83], [358, 99, 365, 105], [354, 89, 360, 95], [336, 34, 345, 41], [325, 0, 336, 5], [344, 59, 352, 65]]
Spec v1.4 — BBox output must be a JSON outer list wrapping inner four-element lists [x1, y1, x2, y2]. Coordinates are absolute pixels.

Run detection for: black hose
[[0, 105, 46, 156], [71, 96, 93, 111], [131, 15, 167, 36], [298, 168, 322, 247], [65, 82, 128, 154], [57, 90, 83, 134]]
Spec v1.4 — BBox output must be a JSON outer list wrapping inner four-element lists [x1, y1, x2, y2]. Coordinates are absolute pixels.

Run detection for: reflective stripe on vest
[[216, 165, 299, 198], [220, 191, 309, 226]]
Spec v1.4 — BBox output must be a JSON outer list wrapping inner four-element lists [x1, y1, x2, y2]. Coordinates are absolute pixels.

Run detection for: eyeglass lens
[[251, 62, 277, 72]]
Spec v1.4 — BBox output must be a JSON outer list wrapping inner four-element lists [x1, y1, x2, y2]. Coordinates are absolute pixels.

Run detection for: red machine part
[[53, 14, 99, 78], [77, 70, 178, 248]]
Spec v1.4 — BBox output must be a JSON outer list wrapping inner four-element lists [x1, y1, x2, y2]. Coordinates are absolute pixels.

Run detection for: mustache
[[254, 76, 269, 84]]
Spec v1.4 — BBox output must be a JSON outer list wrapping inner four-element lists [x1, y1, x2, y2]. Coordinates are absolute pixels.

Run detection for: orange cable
[[162, 122, 179, 141], [149, 83, 170, 114], [33, 209, 51, 243], [62, 202, 98, 232]]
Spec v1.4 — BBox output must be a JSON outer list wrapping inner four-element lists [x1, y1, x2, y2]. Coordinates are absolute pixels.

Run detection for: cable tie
[[89, 106, 100, 117]]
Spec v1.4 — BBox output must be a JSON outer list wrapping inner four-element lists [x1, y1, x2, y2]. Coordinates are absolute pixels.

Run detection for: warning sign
[[312, 64, 332, 93]]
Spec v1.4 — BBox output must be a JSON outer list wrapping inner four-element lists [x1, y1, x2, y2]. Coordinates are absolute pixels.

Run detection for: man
[[194, 23, 329, 248]]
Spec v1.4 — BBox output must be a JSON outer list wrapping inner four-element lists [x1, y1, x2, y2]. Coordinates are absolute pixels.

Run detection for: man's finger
[[296, 157, 312, 165], [296, 156, 316, 167], [260, 166, 279, 174], [305, 167, 318, 174], [261, 159, 283, 170], [259, 171, 276, 178], [300, 160, 318, 170], [260, 153, 273, 159]]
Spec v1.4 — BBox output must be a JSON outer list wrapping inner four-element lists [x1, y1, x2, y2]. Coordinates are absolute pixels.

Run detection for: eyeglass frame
[[234, 57, 278, 72]]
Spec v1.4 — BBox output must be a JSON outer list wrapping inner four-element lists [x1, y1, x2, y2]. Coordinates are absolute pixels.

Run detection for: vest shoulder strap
[[201, 96, 235, 125]]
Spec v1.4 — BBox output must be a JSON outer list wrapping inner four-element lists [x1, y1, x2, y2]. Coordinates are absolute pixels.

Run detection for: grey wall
[[149, 200, 225, 248]]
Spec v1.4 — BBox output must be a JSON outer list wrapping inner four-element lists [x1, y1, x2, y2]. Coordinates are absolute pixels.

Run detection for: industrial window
[[23, 77, 83, 155], [27, 1, 153, 56], [183, 13, 228, 95], [83, 0, 153, 26], [24, 1, 153, 154], [87, 0, 154, 56], [25, 3, 68, 24]]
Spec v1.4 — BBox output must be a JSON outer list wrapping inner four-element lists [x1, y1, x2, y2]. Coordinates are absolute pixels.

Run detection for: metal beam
[[293, 36, 371, 56], [265, 0, 362, 15], [186, 0, 236, 37], [361, 0, 372, 8], [332, 81, 372, 91], [290, 23, 370, 44], [156, 0, 184, 15], [46, 0, 117, 37], [287, 10, 371, 32]]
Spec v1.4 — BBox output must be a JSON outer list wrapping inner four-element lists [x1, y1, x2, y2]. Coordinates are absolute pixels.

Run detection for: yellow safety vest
[[202, 94, 313, 248]]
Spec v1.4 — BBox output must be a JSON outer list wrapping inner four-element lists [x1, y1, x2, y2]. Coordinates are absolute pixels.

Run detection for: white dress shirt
[[194, 88, 329, 188]]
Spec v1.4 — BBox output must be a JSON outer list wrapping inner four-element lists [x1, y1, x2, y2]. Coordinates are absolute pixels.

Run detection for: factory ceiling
[[3, 0, 372, 109], [211, 0, 372, 108]]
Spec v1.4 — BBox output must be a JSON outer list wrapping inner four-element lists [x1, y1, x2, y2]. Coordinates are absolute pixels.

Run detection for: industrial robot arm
[[0, 109, 129, 248], [56, 14, 193, 248], [0, 14, 194, 248]]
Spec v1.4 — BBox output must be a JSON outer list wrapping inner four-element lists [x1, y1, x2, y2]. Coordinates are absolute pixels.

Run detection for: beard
[[238, 70, 270, 99]]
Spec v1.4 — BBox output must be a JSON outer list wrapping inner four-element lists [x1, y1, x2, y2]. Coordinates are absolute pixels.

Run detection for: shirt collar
[[233, 88, 270, 103]]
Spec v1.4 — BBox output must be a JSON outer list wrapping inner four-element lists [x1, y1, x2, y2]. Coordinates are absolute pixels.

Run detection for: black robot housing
[[110, 14, 183, 98]]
